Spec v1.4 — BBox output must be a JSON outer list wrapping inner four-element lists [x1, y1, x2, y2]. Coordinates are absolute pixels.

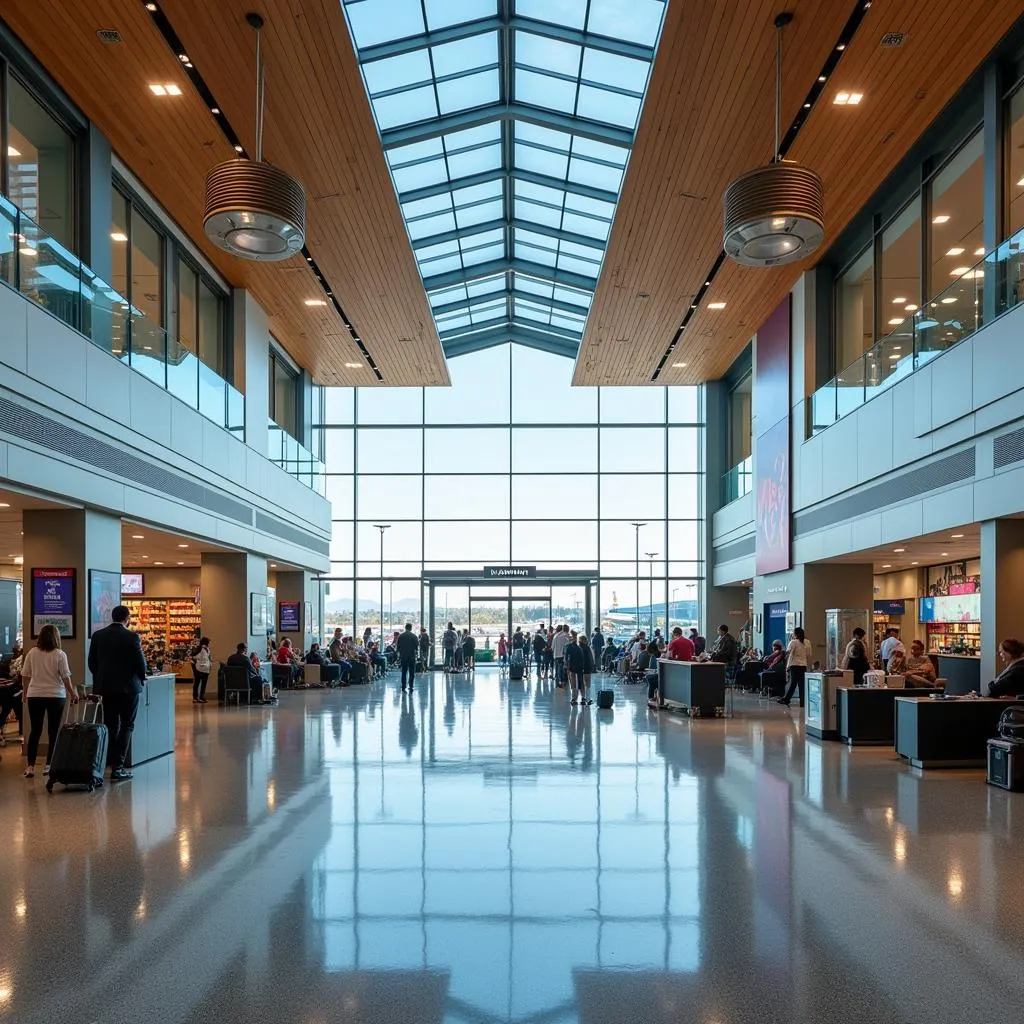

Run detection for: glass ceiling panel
[[342, 0, 667, 355]]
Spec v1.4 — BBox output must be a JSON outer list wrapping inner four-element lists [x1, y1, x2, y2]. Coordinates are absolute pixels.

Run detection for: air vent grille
[[994, 425, 1024, 470], [96, 28, 123, 44], [880, 32, 906, 48]]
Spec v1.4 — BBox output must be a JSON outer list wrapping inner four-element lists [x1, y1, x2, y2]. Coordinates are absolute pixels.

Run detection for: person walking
[[778, 626, 812, 708], [88, 605, 148, 781], [397, 622, 419, 692], [190, 636, 213, 704], [418, 626, 431, 673], [532, 629, 547, 679], [20, 624, 77, 779], [842, 626, 872, 686], [552, 625, 570, 687], [575, 634, 596, 705], [564, 631, 581, 698], [591, 627, 605, 671], [497, 632, 509, 667], [442, 622, 459, 672]]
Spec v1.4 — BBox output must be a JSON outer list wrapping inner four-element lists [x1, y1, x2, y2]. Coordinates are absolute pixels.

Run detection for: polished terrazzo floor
[[1, 667, 1023, 1023]]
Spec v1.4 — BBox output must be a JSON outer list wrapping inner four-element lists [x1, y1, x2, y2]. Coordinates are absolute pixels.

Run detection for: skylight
[[342, 0, 667, 359]]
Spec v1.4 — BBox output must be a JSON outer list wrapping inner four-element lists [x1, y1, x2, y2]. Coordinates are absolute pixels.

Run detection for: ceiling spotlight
[[932, 214, 950, 224], [803, 102, 811, 109], [723, 15, 824, 267], [904, 304, 918, 311], [203, 13, 306, 261], [211, 106, 220, 114], [888, 317, 903, 325], [946, 247, 964, 256], [911, 561, 918, 565], [941, 296, 957, 304], [145, 2, 157, 10], [131, 534, 145, 539], [178, 53, 188, 62], [304, 298, 328, 306], [233, 144, 244, 153], [949, 266, 970, 277], [154, 561, 164, 565], [891, 296, 907, 304], [177, 543, 189, 548], [707, 301, 727, 310], [882, 564, 892, 568], [818, 75, 826, 82], [672, 362, 688, 368], [836, 43, 846, 51], [344, 362, 361, 369], [974, 246, 985, 256], [951, 533, 964, 538], [177, 562, 185, 566], [894, 548, 905, 552], [941, 552, 949, 557]]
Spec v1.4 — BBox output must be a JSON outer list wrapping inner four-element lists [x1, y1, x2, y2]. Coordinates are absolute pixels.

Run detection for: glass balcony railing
[[722, 456, 752, 504], [268, 418, 326, 495], [0, 193, 244, 438], [810, 237, 1024, 435]]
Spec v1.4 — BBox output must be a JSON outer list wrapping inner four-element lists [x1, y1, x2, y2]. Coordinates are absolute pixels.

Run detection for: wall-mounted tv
[[121, 572, 145, 595], [919, 593, 979, 623]]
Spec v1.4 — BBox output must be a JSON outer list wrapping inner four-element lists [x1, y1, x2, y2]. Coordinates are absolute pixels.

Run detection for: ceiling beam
[[411, 216, 605, 253], [440, 318, 582, 343], [381, 102, 633, 150], [422, 256, 597, 292], [397, 167, 619, 207], [357, 15, 655, 65], [429, 291, 589, 318], [441, 324, 580, 360]]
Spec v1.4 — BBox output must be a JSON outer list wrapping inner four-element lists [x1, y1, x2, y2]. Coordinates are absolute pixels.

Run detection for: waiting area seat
[[219, 663, 251, 706]]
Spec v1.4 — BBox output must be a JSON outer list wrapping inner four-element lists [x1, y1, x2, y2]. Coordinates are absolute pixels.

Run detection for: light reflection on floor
[[0, 667, 1023, 1023]]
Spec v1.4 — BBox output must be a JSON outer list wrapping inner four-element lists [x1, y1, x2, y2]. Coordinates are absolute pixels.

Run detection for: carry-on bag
[[597, 689, 614, 709], [47, 696, 108, 793], [509, 651, 525, 680]]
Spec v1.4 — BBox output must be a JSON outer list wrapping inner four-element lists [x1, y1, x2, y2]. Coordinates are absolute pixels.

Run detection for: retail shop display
[[123, 597, 202, 678]]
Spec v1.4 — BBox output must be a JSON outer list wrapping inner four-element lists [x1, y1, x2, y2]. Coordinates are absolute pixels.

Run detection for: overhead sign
[[31, 567, 76, 638], [279, 601, 301, 632], [484, 566, 536, 579], [873, 599, 906, 615]]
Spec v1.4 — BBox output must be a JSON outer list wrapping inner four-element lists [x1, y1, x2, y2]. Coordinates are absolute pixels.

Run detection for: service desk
[[126, 673, 175, 768], [895, 695, 1014, 768], [837, 686, 943, 746], [936, 655, 981, 696], [658, 661, 726, 716]]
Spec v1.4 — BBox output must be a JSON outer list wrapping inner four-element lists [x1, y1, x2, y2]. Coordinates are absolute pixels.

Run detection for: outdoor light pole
[[645, 552, 658, 635], [373, 523, 390, 640], [630, 522, 646, 634]]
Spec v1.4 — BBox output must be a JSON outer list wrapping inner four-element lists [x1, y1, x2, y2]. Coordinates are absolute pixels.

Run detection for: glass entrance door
[[468, 599, 508, 661]]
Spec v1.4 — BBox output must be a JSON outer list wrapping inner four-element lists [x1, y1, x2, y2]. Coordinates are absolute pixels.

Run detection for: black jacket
[[227, 652, 262, 687], [397, 630, 419, 661], [88, 623, 147, 696], [988, 658, 1024, 697]]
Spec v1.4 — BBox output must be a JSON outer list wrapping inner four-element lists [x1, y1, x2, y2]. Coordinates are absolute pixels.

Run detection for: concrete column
[[200, 552, 267, 668], [21, 508, 121, 686], [275, 570, 317, 650], [705, 584, 749, 641], [82, 123, 113, 281], [980, 519, 1024, 680], [232, 289, 271, 450]]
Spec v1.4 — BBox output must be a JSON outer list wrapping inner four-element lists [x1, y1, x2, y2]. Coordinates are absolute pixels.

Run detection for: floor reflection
[[1, 667, 1023, 1022]]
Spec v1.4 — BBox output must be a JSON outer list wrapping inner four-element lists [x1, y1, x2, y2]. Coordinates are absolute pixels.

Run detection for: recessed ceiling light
[[166, 84, 181, 96], [707, 301, 727, 310], [304, 298, 327, 306], [946, 247, 965, 256], [951, 533, 964, 538], [7, 146, 20, 157], [941, 296, 956, 304], [131, 534, 145, 539], [145, 2, 157, 9], [211, 106, 220, 114], [911, 561, 918, 565], [177, 561, 185, 566], [833, 92, 862, 105], [771, 217, 786, 229], [0, 503, 8, 508], [818, 75, 827, 82], [672, 362, 688, 368], [803, 102, 811, 109], [270, 563, 277, 568], [932, 214, 950, 224], [178, 53, 188, 62], [110, 231, 128, 242], [974, 246, 985, 256], [941, 552, 949, 557], [894, 548, 905, 552], [882, 564, 892, 568], [154, 561, 164, 565], [949, 266, 970, 277], [149, 84, 167, 95], [892, 296, 907, 304], [177, 543, 189, 548], [904, 304, 918, 311], [836, 43, 846, 51], [233, 144, 244, 153], [344, 362, 361, 369], [888, 317, 903, 325]]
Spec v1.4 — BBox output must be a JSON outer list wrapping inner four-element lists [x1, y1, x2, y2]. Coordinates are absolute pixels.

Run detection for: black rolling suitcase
[[509, 651, 524, 680], [597, 689, 614, 709], [47, 696, 108, 793]]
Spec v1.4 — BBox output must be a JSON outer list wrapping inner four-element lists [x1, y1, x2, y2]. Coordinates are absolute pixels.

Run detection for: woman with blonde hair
[[20, 624, 77, 778]]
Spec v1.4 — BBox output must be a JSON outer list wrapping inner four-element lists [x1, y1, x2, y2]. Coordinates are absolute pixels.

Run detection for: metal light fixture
[[203, 13, 306, 261], [723, 12, 824, 267]]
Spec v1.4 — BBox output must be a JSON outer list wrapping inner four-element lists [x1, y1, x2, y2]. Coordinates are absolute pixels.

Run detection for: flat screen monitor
[[121, 572, 145, 595]]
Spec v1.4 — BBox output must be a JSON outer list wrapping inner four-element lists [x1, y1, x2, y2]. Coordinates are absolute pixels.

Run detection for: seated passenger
[[305, 642, 326, 666], [987, 638, 1024, 697], [228, 642, 277, 704], [900, 640, 937, 687], [275, 638, 303, 684], [763, 640, 785, 670]]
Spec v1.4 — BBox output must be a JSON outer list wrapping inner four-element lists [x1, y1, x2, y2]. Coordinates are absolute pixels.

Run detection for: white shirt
[[786, 638, 812, 669], [20, 647, 72, 698], [552, 632, 569, 658], [880, 636, 903, 662]]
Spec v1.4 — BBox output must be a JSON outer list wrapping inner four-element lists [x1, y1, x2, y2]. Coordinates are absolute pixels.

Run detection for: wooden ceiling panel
[[576, 0, 1021, 387], [0, 0, 447, 386]]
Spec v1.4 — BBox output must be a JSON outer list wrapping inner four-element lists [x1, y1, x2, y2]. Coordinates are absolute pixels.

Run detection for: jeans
[[105, 691, 141, 771], [444, 648, 455, 669], [555, 657, 565, 683], [26, 696, 65, 767], [783, 666, 806, 706], [192, 670, 209, 701], [401, 659, 416, 689]]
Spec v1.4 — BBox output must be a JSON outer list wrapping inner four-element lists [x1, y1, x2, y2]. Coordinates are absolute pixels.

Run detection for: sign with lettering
[[484, 566, 536, 579], [279, 601, 301, 632], [873, 599, 906, 615], [31, 567, 76, 638]]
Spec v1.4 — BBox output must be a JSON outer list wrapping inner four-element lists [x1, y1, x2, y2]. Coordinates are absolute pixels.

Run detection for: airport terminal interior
[[1, 0, 1024, 1020]]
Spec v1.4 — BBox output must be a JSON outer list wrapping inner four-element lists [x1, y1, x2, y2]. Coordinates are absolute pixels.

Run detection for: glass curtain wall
[[315, 343, 703, 643]]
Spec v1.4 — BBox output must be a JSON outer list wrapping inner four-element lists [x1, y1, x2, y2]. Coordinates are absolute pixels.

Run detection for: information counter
[[657, 661, 726, 716], [126, 672, 175, 768], [895, 695, 1015, 768], [936, 655, 981, 695], [837, 686, 943, 746]]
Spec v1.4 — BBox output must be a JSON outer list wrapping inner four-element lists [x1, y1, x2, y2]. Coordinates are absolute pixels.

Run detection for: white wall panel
[[0, 285, 28, 373], [820, 414, 857, 498], [920, 483, 973, 534], [712, 492, 754, 538], [913, 365, 933, 437], [929, 342, 974, 429], [972, 305, 1024, 409], [851, 514, 882, 552], [26, 306, 87, 405], [170, 401, 204, 465], [129, 373, 172, 448], [857, 389, 893, 484], [84, 345, 131, 427], [974, 469, 1024, 522], [796, 429, 824, 509], [879, 502, 923, 543], [202, 418, 231, 479]]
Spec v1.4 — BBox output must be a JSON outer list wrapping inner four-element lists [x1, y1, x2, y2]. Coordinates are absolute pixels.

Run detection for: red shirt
[[667, 635, 694, 661], [276, 648, 294, 664]]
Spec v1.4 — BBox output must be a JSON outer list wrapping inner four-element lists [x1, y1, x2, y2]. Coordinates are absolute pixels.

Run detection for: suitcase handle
[[63, 694, 104, 725]]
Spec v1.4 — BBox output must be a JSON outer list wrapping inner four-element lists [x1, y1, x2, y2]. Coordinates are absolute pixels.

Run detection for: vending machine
[[805, 669, 853, 740]]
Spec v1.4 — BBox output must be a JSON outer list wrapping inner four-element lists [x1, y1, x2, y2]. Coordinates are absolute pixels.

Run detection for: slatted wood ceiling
[[0, 0, 448, 386], [574, 0, 1023, 386]]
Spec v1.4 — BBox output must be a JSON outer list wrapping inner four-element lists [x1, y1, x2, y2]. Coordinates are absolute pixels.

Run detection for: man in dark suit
[[397, 622, 419, 692], [88, 605, 147, 781]]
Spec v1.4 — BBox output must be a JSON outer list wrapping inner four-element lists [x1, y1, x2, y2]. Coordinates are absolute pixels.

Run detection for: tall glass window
[[1008, 82, 1024, 240], [928, 131, 984, 295], [726, 374, 751, 467], [270, 347, 298, 437], [879, 202, 921, 330], [316, 343, 704, 638], [835, 246, 874, 369], [6, 76, 75, 250]]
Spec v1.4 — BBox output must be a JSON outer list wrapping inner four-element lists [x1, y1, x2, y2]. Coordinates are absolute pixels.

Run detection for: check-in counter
[[126, 672, 175, 767], [837, 685, 943, 746], [657, 660, 726, 716], [936, 655, 981, 695], [894, 695, 1015, 768]]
